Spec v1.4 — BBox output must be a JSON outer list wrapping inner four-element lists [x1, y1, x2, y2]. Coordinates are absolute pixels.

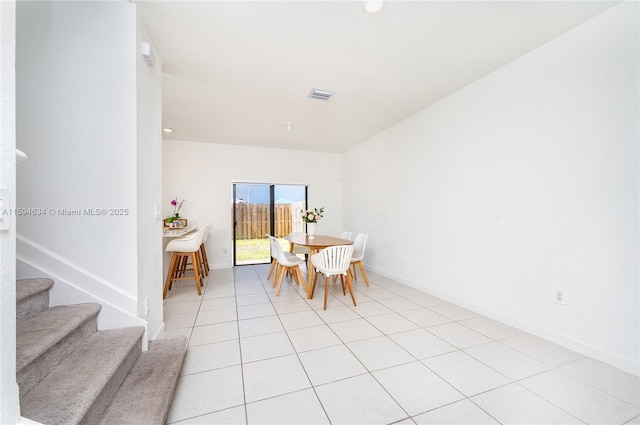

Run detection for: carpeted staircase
[[16, 278, 186, 425]]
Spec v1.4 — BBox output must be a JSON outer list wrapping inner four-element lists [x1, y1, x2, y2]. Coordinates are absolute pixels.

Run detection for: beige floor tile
[[298, 344, 368, 386], [242, 354, 311, 403], [373, 361, 464, 416], [413, 399, 499, 424], [464, 341, 549, 380], [167, 366, 244, 423], [422, 351, 510, 396], [181, 339, 241, 375], [170, 405, 245, 424], [389, 328, 457, 360], [520, 370, 640, 424], [315, 374, 407, 425], [347, 336, 414, 371], [240, 331, 294, 363], [246, 388, 330, 424]]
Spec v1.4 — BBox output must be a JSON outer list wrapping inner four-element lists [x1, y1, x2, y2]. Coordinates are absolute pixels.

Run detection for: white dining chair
[[291, 232, 311, 261], [349, 233, 370, 287], [270, 236, 307, 296], [266, 235, 297, 281], [339, 230, 353, 241], [310, 245, 355, 310]]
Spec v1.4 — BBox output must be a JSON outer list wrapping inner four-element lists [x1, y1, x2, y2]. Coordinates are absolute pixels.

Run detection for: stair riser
[[17, 292, 50, 322], [80, 335, 142, 425], [18, 314, 98, 399], [16, 278, 54, 322]]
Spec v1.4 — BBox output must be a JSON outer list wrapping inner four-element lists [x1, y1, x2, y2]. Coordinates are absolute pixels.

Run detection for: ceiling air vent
[[308, 88, 334, 101]]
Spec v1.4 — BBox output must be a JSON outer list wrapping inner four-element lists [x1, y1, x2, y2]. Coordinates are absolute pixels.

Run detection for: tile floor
[[162, 264, 640, 425]]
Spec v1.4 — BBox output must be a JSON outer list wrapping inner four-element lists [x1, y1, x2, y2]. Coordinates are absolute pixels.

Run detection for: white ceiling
[[136, 1, 617, 153]]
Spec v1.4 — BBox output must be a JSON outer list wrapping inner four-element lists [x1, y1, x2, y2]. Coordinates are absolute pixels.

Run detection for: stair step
[[17, 303, 102, 398], [20, 326, 145, 425], [16, 278, 54, 322], [98, 336, 188, 425]]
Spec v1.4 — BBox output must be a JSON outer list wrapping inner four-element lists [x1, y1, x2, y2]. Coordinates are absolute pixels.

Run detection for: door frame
[[232, 182, 307, 266]]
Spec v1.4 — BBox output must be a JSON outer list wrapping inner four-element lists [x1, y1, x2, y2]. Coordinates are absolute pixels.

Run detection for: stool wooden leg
[[200, 243, 210, 275], [163, 253, 178, 299], [177, 256, 188, 277], [199, 249, 206, 277], [191, 252, 202, 295]]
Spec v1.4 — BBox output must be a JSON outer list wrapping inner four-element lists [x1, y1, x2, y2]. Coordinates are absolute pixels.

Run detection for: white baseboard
[[151, 322, 166, 341], [17, 234, 147, 333], [366, 264, 640, 377]]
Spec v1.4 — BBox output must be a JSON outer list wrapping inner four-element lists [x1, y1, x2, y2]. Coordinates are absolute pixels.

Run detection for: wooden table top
[[284, 234, 353, 248]]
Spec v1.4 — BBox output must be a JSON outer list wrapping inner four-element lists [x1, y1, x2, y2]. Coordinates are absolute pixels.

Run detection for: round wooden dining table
[[283, 233, 353, 299]]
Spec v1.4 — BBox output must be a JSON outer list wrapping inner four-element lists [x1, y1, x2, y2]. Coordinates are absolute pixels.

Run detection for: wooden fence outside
[[235, 201, 305, 239]]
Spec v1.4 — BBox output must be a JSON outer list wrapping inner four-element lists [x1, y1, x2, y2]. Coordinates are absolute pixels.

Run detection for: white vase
[[307, 222, 317, 236]]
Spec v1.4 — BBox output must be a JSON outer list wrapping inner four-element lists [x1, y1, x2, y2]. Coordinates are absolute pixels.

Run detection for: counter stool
[[163, 227, 207, 298], [175, 223, 211, 279], [200, 224, 211, 277]]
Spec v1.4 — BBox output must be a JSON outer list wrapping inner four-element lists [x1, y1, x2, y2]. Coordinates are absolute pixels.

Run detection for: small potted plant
[[165, 198, 186, 227]]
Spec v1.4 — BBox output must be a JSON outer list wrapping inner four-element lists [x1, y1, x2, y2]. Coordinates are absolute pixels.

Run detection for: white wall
[[15, 1, 143, 329], [0, 1, 20, 422], [163, 140, 343, 269], [343, 2, 639, 374], [136, 16, 164, 339]]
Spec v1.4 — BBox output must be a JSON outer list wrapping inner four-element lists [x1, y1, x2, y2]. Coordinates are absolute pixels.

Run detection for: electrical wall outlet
[[554, 290, 567, 305]]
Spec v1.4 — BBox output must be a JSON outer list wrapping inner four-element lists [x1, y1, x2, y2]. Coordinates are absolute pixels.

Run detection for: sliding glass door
[[233, 183, 306, 266]]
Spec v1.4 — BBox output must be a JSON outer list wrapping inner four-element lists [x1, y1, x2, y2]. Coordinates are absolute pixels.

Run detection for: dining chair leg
[[340, 275, 346, 295], [267, 258, 277, 280], [296, 267, 308, 295], [356, 261, 370, 286], [323, 276, 330, 310], [346, 272, 357, 307], [275, 267, 287, 296], [272, 264, 280, 288], [310, 270, 320, 299], [292, 267, 300, 287]]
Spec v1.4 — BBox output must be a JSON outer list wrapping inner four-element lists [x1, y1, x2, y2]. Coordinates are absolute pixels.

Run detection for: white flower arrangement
[[300, 207, 324, 223]]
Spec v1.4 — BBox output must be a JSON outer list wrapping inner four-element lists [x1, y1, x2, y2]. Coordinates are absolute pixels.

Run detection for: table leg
[[307, 247, 319, 299]]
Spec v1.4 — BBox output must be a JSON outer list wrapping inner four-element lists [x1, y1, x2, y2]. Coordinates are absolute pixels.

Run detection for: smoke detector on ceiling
[[308, 88, 334, 101]]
